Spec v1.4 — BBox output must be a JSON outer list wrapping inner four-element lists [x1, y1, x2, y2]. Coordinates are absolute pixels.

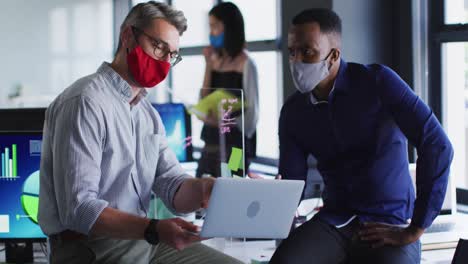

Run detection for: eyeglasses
[[132, 26, 182, 66]]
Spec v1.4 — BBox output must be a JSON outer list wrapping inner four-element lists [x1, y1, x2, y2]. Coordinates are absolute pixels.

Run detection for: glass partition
[[156, 87, 246, 178], [187, 88, 246, 178]]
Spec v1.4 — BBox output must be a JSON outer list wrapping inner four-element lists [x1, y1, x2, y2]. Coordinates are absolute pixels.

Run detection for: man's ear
[[120, 26, 135, 51], [331, 48, 341, 63]]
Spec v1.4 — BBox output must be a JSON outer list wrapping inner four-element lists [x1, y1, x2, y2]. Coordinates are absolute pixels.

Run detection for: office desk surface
[[202, 239, 457, 264], [0, 240, 457, 263], [0, 246, 47, 264]]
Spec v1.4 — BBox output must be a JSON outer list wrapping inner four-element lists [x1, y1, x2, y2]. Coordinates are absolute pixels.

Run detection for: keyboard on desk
[[425, 222, 456, 233]]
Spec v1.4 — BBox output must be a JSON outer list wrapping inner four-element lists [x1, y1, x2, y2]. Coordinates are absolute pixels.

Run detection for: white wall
[[333, 0, 394, 65]]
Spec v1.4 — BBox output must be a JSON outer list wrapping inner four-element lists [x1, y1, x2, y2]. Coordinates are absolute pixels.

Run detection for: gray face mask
[[289, 50, 333, 94]]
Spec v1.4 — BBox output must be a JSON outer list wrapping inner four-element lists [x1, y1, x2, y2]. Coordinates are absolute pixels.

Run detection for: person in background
[[270, 8, 453, 264], [38, 1, 242, 263], [196, 2, 259, 178]]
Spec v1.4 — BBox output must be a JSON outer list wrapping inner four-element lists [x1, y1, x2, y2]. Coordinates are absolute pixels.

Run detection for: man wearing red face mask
[[38, 2, 242, 264]]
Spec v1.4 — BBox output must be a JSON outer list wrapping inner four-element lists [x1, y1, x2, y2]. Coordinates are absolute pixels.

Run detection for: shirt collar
[[310, 83, 335, 105], [334, 59, 350, 95], [130, 88, 148, 106], [97, 62, 148, 104]]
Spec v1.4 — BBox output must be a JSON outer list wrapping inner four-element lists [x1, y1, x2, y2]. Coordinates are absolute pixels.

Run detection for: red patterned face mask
[[127, 45, 170, 88]]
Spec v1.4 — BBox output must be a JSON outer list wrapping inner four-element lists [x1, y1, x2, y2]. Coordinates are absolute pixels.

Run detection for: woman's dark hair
[[209, 2, 245, 58]]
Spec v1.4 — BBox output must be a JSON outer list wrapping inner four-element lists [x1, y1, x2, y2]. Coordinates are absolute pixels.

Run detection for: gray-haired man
[[38, 1, 241, 263]]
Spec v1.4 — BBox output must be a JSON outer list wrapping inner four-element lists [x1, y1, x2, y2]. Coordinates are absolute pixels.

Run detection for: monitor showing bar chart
[[0, 132, 46, 240], [1, 144, 18, 180]]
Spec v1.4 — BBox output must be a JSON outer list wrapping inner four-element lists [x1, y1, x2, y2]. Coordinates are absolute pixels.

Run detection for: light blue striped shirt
[[38, 62, 189, 235]]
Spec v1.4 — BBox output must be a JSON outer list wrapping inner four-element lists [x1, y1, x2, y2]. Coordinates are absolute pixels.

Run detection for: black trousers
[[270, 216, 421, 264]]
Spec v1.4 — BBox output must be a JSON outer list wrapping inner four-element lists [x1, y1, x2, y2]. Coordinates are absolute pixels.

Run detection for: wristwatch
[[144, 219, 160, 245]]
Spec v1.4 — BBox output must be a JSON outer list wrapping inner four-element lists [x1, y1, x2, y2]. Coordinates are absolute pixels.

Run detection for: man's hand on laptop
[[359, 222, 425, 248], [200, 177, 216, 208], [156, 218, 202, 250]]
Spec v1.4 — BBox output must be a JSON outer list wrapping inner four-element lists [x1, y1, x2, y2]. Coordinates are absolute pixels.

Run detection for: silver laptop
[[199, 178, 305, 239]]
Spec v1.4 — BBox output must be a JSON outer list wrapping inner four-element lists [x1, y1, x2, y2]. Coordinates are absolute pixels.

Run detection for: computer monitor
[[0, 132, 45, 241], [0, 108, 45, 131], [152, 103, 193, 162]]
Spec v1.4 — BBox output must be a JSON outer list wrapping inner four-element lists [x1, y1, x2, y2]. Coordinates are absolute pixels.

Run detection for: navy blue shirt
[[279, 60, 453, 228]]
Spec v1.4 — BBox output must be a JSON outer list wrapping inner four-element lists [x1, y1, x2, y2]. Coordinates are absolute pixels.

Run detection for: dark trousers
[[270, 216, 421, 264], [48, 236, 242, 264]]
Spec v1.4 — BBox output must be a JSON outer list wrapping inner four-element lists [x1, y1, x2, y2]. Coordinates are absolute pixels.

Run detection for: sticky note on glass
[[228, 147, 243, 171], [221, 162, 232, 177]]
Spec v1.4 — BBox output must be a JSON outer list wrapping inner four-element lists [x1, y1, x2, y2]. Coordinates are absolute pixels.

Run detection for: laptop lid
[[200, 178, 305, 239]]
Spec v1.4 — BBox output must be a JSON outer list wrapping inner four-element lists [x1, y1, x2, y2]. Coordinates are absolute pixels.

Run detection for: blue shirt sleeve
[[278, 106, 308, 196], [376, 65, 454, 228]]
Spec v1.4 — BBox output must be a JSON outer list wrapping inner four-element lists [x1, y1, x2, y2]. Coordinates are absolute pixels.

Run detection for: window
[[230, 0, 278, 41], [428, 0, 468, 188], [0, 0, 114, 108], [171, 55, 205, 106], [250, 51, 281, 158], [172, 0, 216, 47], [445, 0, 468, 24], [442, 42, 468, 188]]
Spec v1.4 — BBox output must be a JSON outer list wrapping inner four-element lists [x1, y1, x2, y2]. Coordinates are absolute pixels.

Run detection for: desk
[[205, 239, 457, 264], [0, 243, 47, 264], [0, 240, 458, 264], [203, 239, 276, 263], [204, 213, 468, 264]]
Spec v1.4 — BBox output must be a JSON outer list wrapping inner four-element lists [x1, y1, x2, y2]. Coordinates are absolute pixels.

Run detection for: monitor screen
[[152, 103, 192, 162], [0, 132, 46, 240]]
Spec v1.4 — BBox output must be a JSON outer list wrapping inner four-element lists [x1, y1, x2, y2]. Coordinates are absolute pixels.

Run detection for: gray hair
[[116, 1, 187, 53]]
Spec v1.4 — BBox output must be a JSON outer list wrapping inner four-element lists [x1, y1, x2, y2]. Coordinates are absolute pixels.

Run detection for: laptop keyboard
[[425, 222, 456, 233]]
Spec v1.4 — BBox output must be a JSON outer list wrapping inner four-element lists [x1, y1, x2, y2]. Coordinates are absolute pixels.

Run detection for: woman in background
[[196, 2, 259, 178]]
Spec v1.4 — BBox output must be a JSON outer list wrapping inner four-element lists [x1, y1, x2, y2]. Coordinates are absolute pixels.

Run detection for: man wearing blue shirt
[[270, 9, 453, 264]]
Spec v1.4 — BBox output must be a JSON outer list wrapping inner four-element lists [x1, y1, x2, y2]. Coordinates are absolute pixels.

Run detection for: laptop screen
[[0, 132, 46, 240]]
